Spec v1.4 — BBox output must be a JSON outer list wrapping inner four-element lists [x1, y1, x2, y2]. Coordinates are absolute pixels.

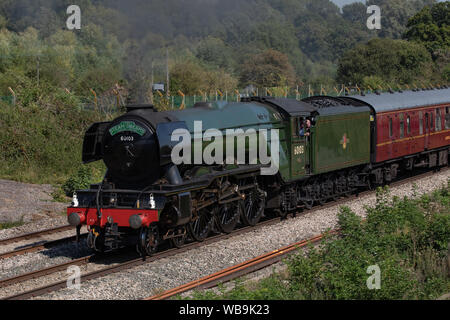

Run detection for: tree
[[0, 0, 442, 96], [169, 59, 207, 96], [293, 0, 372, 62], [170, 58, 238, 95], [404, 2, 450, 58], [196, 37, 234, 71], [366, 0, 436, 39], [337, 38, 433, 85], [202, 69, 238, 93], [342, 2, 367, 25], [239, 49, 296, 88], [443, 64, 450, 81]]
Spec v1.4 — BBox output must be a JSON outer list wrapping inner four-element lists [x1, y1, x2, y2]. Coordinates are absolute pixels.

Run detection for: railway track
[[1, 217, 284, 300], [0, 254, 95, 288], [0, 223, 88, 260], [0, 225, 73, 246], [146, 230, 338, 300], [0, 233, 87, 260], [1, 192, 355, 299], [1, 167, 447, 300]]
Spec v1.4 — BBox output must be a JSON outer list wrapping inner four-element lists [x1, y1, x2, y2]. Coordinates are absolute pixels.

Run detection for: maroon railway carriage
[[350, 87, 450, 184]]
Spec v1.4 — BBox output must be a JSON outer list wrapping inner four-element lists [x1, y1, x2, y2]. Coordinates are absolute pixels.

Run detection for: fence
[[0, 96, 13, 105], [151, 85, 370, 110], [1, 83, 447, 112]]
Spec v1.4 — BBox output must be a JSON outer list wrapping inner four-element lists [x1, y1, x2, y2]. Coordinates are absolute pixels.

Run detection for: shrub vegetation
[[0, 83, 107, 185], [188, 183, 450, 300]]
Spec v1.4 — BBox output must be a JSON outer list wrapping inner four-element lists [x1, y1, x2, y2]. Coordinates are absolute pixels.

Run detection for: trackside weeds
[[186, 182, 450, 300]]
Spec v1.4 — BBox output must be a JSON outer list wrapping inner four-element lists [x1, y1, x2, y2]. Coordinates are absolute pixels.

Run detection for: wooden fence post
[[235, 90, 240, 102], [90, 88, 98, 110], [177, 90, 185, 110]]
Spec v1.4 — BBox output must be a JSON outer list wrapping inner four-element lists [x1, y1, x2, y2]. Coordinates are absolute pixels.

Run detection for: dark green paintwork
[[312, 111, 371, 175], [166, 100, 371, 182], [166, 101, 291, 179], [279, 106, 371, 181]]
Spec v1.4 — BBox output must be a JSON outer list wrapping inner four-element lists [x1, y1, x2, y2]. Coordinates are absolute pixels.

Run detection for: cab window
[[293, 118, 303, 138]]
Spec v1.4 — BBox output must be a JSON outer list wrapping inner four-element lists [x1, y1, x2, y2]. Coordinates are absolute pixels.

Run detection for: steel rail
[[0, 254, 95, 288], [0, 234, 87, 260], [145, 231, 339, 300], [1, 220, 283, 300], [0, 225, 73, 246]]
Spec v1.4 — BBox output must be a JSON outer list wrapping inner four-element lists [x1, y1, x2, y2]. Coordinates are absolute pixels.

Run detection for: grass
[[186, 181, 450, 300], [0, 217, 25, 230]]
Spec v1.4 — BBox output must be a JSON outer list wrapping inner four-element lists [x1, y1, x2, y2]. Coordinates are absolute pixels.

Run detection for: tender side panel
[[313, 111, 371, 174]]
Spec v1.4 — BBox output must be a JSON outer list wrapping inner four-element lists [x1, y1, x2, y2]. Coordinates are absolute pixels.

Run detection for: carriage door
[[424, 112, 430, 150], [291, 117, 308, 177]]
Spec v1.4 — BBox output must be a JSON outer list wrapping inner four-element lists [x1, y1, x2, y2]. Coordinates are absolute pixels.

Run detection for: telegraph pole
[[37, 55, 40, 86], [166, 48, 170, 98], [150, 60, 154, 104]]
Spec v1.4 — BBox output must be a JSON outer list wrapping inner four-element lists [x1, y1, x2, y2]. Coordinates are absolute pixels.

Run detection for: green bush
[[61, 166, 93, 196], [0, 82, 109, 185], [188, 182, 450, 300]]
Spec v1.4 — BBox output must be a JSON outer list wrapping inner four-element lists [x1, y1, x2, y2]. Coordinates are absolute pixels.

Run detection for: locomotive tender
[[68, 88, 450, 256]]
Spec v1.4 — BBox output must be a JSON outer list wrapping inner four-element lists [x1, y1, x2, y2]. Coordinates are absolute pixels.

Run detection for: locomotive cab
[[290, 116, 313, 177]]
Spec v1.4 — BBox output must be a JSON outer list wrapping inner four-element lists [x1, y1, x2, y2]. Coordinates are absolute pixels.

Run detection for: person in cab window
[[300, 119, 311, 137], [299, 120, 305, 137]]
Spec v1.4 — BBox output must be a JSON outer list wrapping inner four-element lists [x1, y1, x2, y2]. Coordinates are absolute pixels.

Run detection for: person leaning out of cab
[[299, 119, 311, 137]]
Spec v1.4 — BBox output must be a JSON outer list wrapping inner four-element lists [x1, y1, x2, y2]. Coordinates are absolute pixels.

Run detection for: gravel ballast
[[0, 179, 68, 225]]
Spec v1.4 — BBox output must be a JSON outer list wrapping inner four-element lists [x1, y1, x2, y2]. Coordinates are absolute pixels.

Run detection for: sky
[[331, 0, 445, 7], [331, 0, 364, 7]]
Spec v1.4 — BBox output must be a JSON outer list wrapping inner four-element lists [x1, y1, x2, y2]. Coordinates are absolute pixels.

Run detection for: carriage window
[[430, 112, 434, 131], [445, 107, 450, 129], [389, 117, 393, 138], [407, 115, 411, 134], [436, 108, 442, 131], [399, 114, 404, 138], [419, 112, 423, 134]]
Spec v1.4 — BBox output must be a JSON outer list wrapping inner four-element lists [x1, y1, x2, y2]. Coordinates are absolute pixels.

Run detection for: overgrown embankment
[[0, 91, 107, 186], [189, 183, 450, 300]]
